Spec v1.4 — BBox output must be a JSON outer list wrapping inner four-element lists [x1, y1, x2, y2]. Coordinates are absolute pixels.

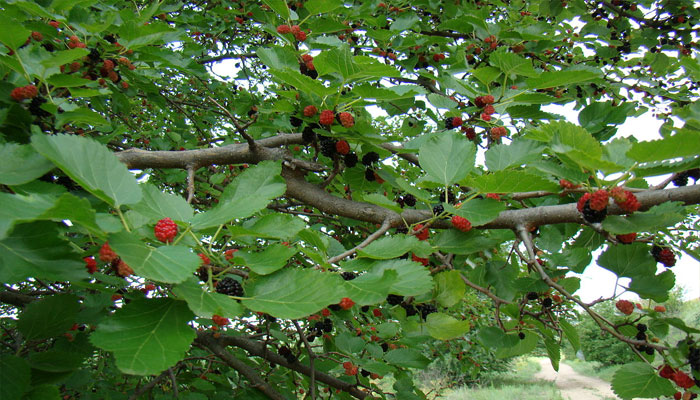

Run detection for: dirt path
[[533, 358, 622, 400]]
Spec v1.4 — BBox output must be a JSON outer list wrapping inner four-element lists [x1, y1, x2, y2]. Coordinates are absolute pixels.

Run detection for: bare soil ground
[[533, 358, 622, 400]]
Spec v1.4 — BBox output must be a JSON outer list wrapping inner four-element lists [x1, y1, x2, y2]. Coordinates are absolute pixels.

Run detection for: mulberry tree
[[1, 0, 700, 399]]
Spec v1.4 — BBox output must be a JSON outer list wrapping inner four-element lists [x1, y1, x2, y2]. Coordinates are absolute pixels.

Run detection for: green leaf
[[367, 259, 433, 297], [0, 15, 30, 50], [0, 222, 85, 284], [31, 134, 142, 207], [484, 139, 546, 171], [526, 69, 600, 90], [108, 231, 201, 284], [243, 214, 306, 239], [357, 235, 422, 260], [495, 332, 538, 358], [22, 384, 60, 399], [627, 129, 700, 162], [360, 193, 404, 213], [241, 269, 346, 319], [427, 93, 458, 110], [262, 0, 290, 19], [18, 295, 80, 340], [130, 184, 193, 223], [0, 191, 55, 240], [560, 320, 580, 352], [418, 132, 475, 186], [597, 243, 656, 278], [40, 49, 89, 69], [549, 247, 592, 273], [305, 0, 342, 14], [434, 229, 514, 255], [466, 170, 559, 193], [342, 269, 398, 305], [602, 202, 687, 234], [313, 45, 357, 79], [46, 74, 95, 88], [478, 326, 518, 349], [434, 270, 466, 307], [489, 48, 538, 78], [543, 338, 561, 371], [0, 355, 31, 400], [628, 270, 675, 302], [446, 198, 506, 227], [91, 298, 196, 375], [256, 47, 298, 70], [611, 363, 675, 399], [383, 348, 430, 369], [172, 277, 244, 319], [235, 243, 297, 275], [268, 69, 335, 96], [483, 261, 518, 301], [335, 332, 365, 355], [37, 193, 101, 235], [55, 108, 109, 128], [191, 161, 286, 229], [425, 313, 470, 340], [0, 143, 53, 185]]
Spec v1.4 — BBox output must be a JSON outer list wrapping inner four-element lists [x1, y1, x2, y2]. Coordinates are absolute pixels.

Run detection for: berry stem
[[172, 225, 192, 246], [116, 208, 131, 232], [208, 224, 224, 252]]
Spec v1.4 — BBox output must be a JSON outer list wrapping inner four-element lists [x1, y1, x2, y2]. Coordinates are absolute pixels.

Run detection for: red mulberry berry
[[462, 126, 477, 140], [653, 247, 676, 267], [654, 305, 666, 312], [474, 96, 486, 108], [616, 233, 637, 244], [277, 24, 291, 34], [412, 253, 429, 266], [10, 87, 26, 102], [301, 54, 313, 63], [31, 31, 43, 41], [481, 113, 491, 121], [451, 215, 472, 232], [115, 259, 134, 277], [49, 20, 60, 29], [373, 308, 382, 317], [482, 94, 495, 104], [212, 314, 230, 326], [294, 31, 307, 41], [615, 299, 634, 315], [483, 105, 495, 115], [198, 253, 211, 265], [224, 249, 238, 261], [619, 191, 640, 212], [671, 371, 695, 389], [319, 110, 334, 126], [84, 257, 98, 274], [338, 112, 354, 128], [413, 224, 429, 240], [589, 189, 609, 211], [659, 364, 676, 379], [559, 179, 580, 189], [339, 297, 355, 310], [99, 242, 118, 262], [577, 193, 591, 213], [154, 218, 178, 243], [303, 105, 317, 117], [335, 140, 350, 155]]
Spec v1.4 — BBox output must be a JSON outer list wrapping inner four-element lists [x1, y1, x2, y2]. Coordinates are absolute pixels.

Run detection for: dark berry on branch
[[387, 294, 404, 305], [402, 303, 417, 316], [216, 277, 244, 296], [319, 136, 337, 157], [582, 200, 607, 223], [527, 292, 539, 300], [290, 115, 303, 127], [302, 124, 318, 143], [362, 151, 380, 166], [636, 323, 647, 332], [341, 271, 357, 280], [403, 194, 416, 207], [433, 204, 444, 215], [518, 332, 526, 340], [417, 303, 437, 320], [365, 168, 376, 181], [344, 152, 358, 167], [542, 298, 553, 308]]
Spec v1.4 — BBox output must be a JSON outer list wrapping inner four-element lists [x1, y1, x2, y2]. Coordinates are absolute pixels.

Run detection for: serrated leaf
[[434, 229, 514, 255], [305, 0, 342, 14], [484, 139, 546, 171], [489, 48, 538, 78], [367, 259, 433, 297], [313, 45, 357, 79], [427, 93, 458, 109], [384, 348, 430, 369], [627, 130, 700, 162], [55, 108, 109, 127], [342, 269, 398, 305], [602, 202, 687, 234], [543, 338, 561, 371], [527, 69, 600, 90], [243, 214, 306, 239], [108, 231, 200, 284], [0, 222, 85, 284], [597, 243, 656, 278], [434, 270, 466, 307], [0, 355, 31, 400], [91, 298, 195, 375], [560, 320, 580, 351], [495, 332, 538, 358], [336, 332, 365, 354], [418, 132, 475, 186], [446, 198, 506, 227], [17, 294, 79, 340], [357, 235, 422, 260], [31, 134, 142, 207], [172, 277, 243, 318], [611, 363, 675, 399], [256, 46, 298, 70], [0, 192, 55, 240], [262, 0, 290, 19], [241, 269, 346, 319], [628, 270, 675, 302], [425, 313, 470, 340], [0, 143, 54, 185], [192, 161, 286, 229], [234, 244, 297, 275], [268, 69, 335, 96], [466, 170, 559, 193], [40, 48, 89, 69], [130, 184, 193, 223], [478, 326, 519, 349]]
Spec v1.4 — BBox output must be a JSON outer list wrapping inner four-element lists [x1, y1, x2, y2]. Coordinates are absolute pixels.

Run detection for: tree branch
[[327, 218, 392, 264], [0, 290, 35, 307]]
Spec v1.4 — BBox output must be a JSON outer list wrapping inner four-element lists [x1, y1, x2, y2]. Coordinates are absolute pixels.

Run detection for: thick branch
[[195, 333, 287, 400], [210, 333, 368, 399], [0, 290, 35, 307]]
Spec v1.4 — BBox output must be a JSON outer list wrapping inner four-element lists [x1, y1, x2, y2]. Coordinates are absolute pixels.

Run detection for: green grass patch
[[438, 358, 564, 400], [564, 358, 622, 382]]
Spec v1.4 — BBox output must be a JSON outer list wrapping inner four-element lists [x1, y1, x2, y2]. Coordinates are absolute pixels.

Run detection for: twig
[[186, 164, 196, 204], [293, 320, 316, 400], [128, 369, 170, 400], [168, 368, 178, 398], [207, 96, 257, 149], [327, 218, 392, 264]]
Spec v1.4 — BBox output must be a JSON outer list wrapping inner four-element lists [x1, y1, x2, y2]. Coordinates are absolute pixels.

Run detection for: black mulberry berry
[[417, 303, 437, 320], [365, 168, 376, 181], [302, 124, 318, 143], [344, 152, 358, 168], [216, 277, 244, 296], [319, 136, 337, 157], [433, 204, 444, 215], [290, 116, 303, 127], [387, 294, 404, 305], [403, 194, 416, 207], [341, 271, 357, 280], [582, 200, 607, 223], [361, 151, 380, 166], [526, 292, 538, 300]]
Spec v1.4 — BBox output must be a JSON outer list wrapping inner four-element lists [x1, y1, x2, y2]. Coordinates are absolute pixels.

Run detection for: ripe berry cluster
[[651, 245, 676, 267], [673, 168, 700, 187], [341, 271, 357, 280], [299, 54, 317, 79], [10, 85, 39, 102], [576, 190, 609, 223], [397, 193, 416, 207], [278, 346, 297, 363], [154, 218, 178, 243], [616, 299, 634, 315], [444, 116, 463, 129], [610, 187, 640, 212], [474, 94, 496, 121], [451, 215, 472, 232], [216, 277, 244, 297]]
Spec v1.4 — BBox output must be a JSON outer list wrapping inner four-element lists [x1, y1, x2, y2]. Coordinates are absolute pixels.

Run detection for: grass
[[437, 358, 565, 400], [563, 358, 621, 383]]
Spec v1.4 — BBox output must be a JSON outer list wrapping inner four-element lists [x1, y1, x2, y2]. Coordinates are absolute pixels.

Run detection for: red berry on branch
[[372, 308, 382, 317], [615, 299, 634, 315], [84, 256, 98, 274], [338, 112, 355, 128], [31, 31, 43, 41], [154, 217, 178, 243], [335, 140, 350, 155], [588, 189, 609, 211], [413, 224, 429, 240], [115, 259, 134, 277], [294, 31, 307, 41], [616, 232, 637, 244], [483, 105, 495, 115], [319, 110, 334, 126], [654, 305, 666, 312], [99, 242, 118, 262], [339, 297, 355, 310], [224, 249, 238, 261], [198, 253, 211, 265], [671, 371, 695, 389], [321, 308, 331, 316], [451, 215, 472, 232], [212, 314, 230, 326], [276, 24, 291, 34], [303, 105, 318, 117], [412, 253, 429, 266], [659, 364, 676, 379]]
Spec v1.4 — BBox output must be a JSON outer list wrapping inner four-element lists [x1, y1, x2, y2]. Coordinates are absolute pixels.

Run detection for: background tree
[[1, 0, 699, 399]]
